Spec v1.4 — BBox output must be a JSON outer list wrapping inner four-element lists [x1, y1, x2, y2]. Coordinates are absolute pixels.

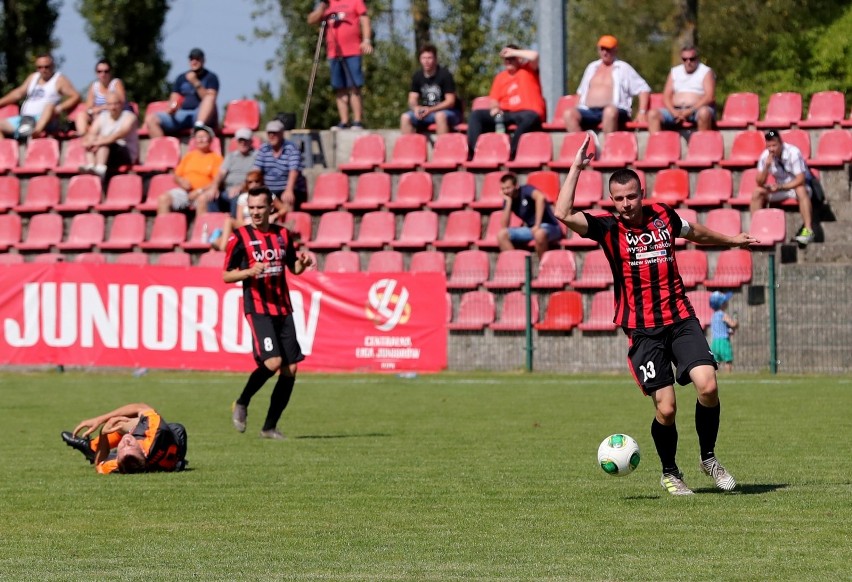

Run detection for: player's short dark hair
[[609, 169, 641, 191], [418, 43, 437, 57], [500, 172, 518, 185], [247, 186, 272, 204]]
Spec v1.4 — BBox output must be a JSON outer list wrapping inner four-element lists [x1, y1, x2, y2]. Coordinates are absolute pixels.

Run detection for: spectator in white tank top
[[74, 59, 127, 135], [648, 45, 716, 132]]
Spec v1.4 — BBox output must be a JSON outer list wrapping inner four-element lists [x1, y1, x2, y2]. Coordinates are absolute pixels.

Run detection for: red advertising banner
[[0, 264, 447, 372]]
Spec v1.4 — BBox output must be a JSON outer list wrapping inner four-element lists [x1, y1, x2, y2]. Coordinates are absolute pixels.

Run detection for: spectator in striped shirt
[[252, 119, 308, 215], [555, 135, 757, 496]]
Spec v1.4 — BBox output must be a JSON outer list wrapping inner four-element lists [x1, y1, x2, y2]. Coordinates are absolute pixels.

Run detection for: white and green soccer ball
[[597, 434, 641, 477]]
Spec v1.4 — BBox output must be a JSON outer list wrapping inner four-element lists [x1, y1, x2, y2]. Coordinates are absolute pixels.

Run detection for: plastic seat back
[[448, 290, 495, 330], [532, 249, 576, 289], [535, 290, 584, 330], [490, 291, 539, 331], [428, 171, 476, 210], [410, 250, 445, 274], [323, 249, 360, 272], [366, 250, 404, 273], [387, 171, 433, 209], [717, 92, 759, 128], [447, 249, 489, 289], [756, 92, 802, 129], [434, 209, 481, 249]]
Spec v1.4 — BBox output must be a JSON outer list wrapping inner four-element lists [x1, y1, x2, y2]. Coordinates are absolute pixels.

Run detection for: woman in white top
[[74, 59, 127, 135]]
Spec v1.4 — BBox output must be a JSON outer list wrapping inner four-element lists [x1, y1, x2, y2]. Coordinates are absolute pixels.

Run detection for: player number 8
[[264, 337, 274, 352]]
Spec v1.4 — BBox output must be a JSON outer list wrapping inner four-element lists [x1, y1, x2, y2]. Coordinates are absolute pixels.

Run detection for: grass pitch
[[1, 370, 850, 581]]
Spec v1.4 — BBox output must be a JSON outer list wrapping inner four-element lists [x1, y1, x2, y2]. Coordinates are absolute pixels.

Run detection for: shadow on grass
[[693, 483, 789, 495], [625, 495, 662, 500], [295, 433, 391, 440]]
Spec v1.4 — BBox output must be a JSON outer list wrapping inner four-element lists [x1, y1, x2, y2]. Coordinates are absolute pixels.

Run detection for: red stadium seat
[[626, 92, 666, 129], [526, 170, 560, 204], [572, 170, 604, 209], [137, 101, 170, 137], [301, 171, 349, 212], [781, 129, 811, 159], [634, 131, 681, 170], [349, 210, 396, 250], [132, 136, 181, 173], [799, 91, 846, 128], [532, 249, 576, 289], [704, 208, 742, 239], [343, 172, 391, 211], [182, 212, 229, 251], [683, 168, 732, 209], [464, 132, 510, 170], [748, 208, 786, 248], [469, 171, 505, 210], [409, 250, 445, 274], [590, 131, 637, 170], [716, 92, 759, 129], [96, 174, 143, 213], [428, 171, 475, 210], [476, 210, 521, 250], [572, 249, 613, 290], [687, 290, 713, 329], [55, 138, 87, 176], [541, 95, 580, 131], [719, 130, 765, 169], [12, 138, 59, 175], [729, 169, 762, 208], [390, 210, 438, 250], [113, 252, 150, 266], [756, 92, 802, 129], [0, 214, 22, 251], [338, 134, 385, 172], [808, 129, 852, 168], [380, 134, 428, 171], [14, 175, 60, 214], [484, 249, 529, 290], [578, 290, 617, 331], [0, 175, 21, 212], [0, 139, 18, 173], [197, 250, 225, 269], [433, 209, 481, 250], [306, 211, 354, 250], [31, 252, 64, 263], [156, 252, 191, 267], [0, 252, 24, 265], [284, 210, 312, 244], [549, 131, 598, 171], [57, 213, 105, 251], [139, 212, 188, 251], [385, 171, 433, 210], [447, 290, 495, 331], [535, 290, 584, 331], [366, 250, 404, 273], [323, 250, 360, 273], [505, 131, 552, 169], [221, 99, 260, 135], [74, 252, 107, 265], [16, 213, 64, 251], [676, 130, 724, 169], [0, 104, 20, 117], [490, 291, 539, 331], [99, 212, 147, 251], [137, 173, 177, 213], [447, 249, 489, 290], [704, 249, 752, 288], [422, 132, 468, 170], [55, 175, 102, 213], [648, 168, 689, 206], [676, 249, 708, 288]]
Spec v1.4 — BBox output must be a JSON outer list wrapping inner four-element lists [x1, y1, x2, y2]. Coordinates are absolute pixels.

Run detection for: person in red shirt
[[307, 0, 373, 129], [466, 44, 545, 160], [554, 135, 758, 496], [61, 403, 188, 474], [224, 186, 313, 439]]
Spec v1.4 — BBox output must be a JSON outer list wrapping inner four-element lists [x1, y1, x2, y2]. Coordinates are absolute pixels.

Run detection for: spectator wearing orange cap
[[563, 35, 651, 134]]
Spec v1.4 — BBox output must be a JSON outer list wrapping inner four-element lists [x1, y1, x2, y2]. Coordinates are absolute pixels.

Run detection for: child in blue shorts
[[709, 291, 738, 373]]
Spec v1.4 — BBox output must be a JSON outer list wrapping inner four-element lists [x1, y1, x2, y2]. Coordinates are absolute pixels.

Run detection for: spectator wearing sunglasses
[[204, 127, 258, 215], [648, 45, 716, 132], [74, 58, 127, 135]]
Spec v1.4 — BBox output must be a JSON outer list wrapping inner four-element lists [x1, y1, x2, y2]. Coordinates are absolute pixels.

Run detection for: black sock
[[237, 365, 276, 406], [652, 418, 679, 474], [695, 400, 721, 462], [262, 373, 295, 431]]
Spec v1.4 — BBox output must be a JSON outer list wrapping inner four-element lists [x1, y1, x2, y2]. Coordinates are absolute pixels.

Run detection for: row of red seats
[[449, 288, 724, 332], [341, 128, 852, 174], [0, 249, 224, 268]]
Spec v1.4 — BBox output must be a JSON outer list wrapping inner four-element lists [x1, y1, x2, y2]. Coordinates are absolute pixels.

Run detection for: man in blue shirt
[[253, 119, 307, 213], [145, 48, 220, 137], [497, 172, 563, 259]]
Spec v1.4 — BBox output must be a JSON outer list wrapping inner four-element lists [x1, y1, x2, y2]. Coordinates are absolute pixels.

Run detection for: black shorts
[[107, 143, 132, 168], [246, 313, 305, 367], [626, 317, 716, 394]]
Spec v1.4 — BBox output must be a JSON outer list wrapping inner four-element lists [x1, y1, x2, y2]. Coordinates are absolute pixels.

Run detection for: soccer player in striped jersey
[[555, 135, 757, 495], [224, 186, 313, 439]]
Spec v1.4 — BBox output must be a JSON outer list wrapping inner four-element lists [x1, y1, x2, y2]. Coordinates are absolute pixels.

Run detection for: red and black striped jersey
[[224, 224, 296, 316], [581, 203, 695, 329]]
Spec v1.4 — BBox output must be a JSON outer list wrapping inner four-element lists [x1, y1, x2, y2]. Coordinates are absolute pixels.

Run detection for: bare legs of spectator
[[496, 227, 513, 253], [0, 119, 14, 138], [335, 88, 363, 126], [145, 113, 165, 138], [75, 110, 93, 136], [84, 145, 110, 177], [564, 107, 582, 133], [599, 105, 621, 134], [751, 184, 813, 233], [647, 109, 664, 133], [196, 93, 217, 128]]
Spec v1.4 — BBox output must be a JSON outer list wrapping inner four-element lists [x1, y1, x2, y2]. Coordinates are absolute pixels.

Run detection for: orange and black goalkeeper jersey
[[95, 409, 183, 474]]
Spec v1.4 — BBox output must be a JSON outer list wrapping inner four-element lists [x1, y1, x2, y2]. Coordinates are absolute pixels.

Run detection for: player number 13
[[639, 361, 656, 382]]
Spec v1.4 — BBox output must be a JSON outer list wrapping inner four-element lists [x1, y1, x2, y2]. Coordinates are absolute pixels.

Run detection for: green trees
[[0, 0, 61, 94]]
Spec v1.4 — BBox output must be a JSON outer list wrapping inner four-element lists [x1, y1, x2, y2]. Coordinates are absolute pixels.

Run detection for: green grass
[[1, 371, 850, 581]]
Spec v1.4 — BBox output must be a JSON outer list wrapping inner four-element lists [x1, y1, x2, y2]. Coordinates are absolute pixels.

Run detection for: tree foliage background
[[0, 0, 61, 95], [249, 0, 850, 129]]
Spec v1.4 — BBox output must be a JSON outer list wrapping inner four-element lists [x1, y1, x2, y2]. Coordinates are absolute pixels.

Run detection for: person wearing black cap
[[145, 48, 220, 138], [752, 130, 815, 245]]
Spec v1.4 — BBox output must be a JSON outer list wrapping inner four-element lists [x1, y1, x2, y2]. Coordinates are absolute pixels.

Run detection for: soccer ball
[[597, 434, 641, 477]]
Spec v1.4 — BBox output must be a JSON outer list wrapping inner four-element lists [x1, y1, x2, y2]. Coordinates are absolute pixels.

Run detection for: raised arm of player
[[73, 403, 152, 438], [554, 134, 594, 235]]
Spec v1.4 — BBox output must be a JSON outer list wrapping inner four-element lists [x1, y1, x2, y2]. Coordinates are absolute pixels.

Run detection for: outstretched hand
[[732, 232, 759, 248], [574, 134, 595, 169], [297, 252, 314, 270]]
